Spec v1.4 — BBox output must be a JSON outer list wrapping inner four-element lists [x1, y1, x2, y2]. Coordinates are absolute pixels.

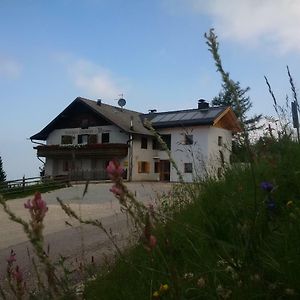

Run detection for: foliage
[[84, 138, 300, 300], [0, 156, 6, 183], [205, 28, 261, 131]]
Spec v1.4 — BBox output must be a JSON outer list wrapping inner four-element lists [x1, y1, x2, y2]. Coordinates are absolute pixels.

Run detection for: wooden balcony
[[34, 143, 128, 158]]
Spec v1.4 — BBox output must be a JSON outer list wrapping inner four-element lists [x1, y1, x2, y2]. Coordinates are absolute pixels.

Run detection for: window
[[185, 134, 193, 145], [81, 119, 89, 129], [184, 163, 193, 173], [78, 134, 89, 144], [141, 136, 148, 149], [161, 134, 171, 150], [154, 161, 160, 173], [138, 161, 150, 173], [102, 133, 110, 143], [219, 150, 225, 166], [88, 134, 98, 144], [152, 138, 159, 150], [218, 136, 223, 146], [61, 135, 73, 145]]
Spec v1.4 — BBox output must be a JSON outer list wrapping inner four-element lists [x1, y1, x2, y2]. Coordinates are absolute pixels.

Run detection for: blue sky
[[1, 0, 300, 179]]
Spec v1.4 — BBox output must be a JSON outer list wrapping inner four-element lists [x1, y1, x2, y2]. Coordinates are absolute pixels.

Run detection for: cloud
[[167, 0, 300, 54], [70, 59, 123, 99], [0, 57, 22, 79], [55, 53, 125, 99]]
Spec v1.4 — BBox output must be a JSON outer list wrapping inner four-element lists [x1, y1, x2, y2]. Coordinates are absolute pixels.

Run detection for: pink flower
[[109, 185, 124, 196], [24, 192, 48, 222], [148, 235, 157, 250], [13, 265, 23, 283], [106, 160, 124, 179], [6, 249, 16, 264]]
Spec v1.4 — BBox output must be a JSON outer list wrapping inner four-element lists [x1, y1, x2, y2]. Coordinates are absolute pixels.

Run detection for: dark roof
[[142, 106, 227, 128], [31, 97, 152, 140], [30, 97, 231, 140], [79, 98, 151, 135]]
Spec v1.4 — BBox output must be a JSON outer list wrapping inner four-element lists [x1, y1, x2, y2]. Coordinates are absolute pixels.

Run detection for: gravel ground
[[0, 182, 172, 292]]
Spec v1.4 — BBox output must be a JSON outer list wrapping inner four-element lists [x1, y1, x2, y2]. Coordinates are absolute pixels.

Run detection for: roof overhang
[[213, 107, 242, 132]]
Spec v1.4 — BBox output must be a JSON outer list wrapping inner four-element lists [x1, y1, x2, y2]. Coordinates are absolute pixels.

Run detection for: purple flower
[[266, 198, 276, 211], [260, 181, 274, 192]]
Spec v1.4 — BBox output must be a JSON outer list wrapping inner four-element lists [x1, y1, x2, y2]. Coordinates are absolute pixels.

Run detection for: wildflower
[[183, 272, 194, 280], [6, 249, 16, 264], [285, 288, 295, 295], [143, 213, 157, 251], [159, 284, 169, 294], [216, 285, 232, 299], [148, 203, 155, 218], [13, 265, 23, 283], [266, 197, 276, 211], [225, 266, 234, 273], [153, 290, 160, 298], [109, 185, 124, 197], [286, 201, 293, 208], [24, 192, 48, 222], [197, 277, 206, 288], [148, 235, 157, 249], [250, 274, 260, 282], [260, 181, 273, 192], [106, 160, 124, 179]]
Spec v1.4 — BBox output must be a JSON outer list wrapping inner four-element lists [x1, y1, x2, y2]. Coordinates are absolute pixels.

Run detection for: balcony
[[35, 143, 128, 158]]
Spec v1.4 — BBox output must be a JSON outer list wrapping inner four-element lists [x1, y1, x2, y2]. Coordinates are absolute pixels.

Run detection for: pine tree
[[205, 29, 261, 130], [0, 156, 7, 182]]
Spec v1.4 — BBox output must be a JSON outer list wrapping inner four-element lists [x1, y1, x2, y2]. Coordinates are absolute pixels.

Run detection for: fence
[[0, 175, 70, 197]]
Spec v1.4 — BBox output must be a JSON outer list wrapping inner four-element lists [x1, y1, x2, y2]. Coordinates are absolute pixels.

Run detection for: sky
[[1, 0, 300, 180]]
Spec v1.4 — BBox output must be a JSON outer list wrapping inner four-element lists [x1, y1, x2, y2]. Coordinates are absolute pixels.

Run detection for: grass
[[84, 138, 300, 299], [1, 181, 68, 200]]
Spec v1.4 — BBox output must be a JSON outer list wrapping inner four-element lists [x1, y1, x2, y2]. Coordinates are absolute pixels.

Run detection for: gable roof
[[31, 97, 241, 141], [30, 97, 152, 140]]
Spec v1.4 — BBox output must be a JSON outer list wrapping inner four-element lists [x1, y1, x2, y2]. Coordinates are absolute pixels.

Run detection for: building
[[30, 97, 241, 182]]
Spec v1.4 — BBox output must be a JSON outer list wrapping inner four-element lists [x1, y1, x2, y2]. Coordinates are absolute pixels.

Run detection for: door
[[160, 160, 170, 181]]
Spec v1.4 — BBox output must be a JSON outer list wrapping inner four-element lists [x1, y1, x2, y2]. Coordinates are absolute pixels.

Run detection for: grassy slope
[[85, 139, 300, 299]]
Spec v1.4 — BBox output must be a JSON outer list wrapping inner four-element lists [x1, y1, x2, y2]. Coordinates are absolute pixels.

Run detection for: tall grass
[[84, 138, 300, 299]]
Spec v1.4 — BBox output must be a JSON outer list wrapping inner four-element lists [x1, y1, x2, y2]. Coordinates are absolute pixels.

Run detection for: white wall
[[46, 125, 128, 145], [157, 126, 210, 182], [207, 127, 232, 177], [131, 135, 158, 181], [44, 125, 129, 177]]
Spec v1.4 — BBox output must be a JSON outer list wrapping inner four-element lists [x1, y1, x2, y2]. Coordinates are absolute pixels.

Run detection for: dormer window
[[78, 134, 89, 144], [102, 133, 110, 143], [185, 134, 193, 145], [78, 134, 98, 144], [218, 136, 223, 146], [141, 136, 148, 149], [61, 135, 73, 145], [81, 119, 89, 129]]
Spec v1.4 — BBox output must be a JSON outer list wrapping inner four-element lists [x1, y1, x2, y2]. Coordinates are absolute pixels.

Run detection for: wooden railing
[[0, 175, 70, 197]]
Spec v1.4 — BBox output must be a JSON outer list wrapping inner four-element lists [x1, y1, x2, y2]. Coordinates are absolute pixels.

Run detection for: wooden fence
[[0, 175, 70, 197]]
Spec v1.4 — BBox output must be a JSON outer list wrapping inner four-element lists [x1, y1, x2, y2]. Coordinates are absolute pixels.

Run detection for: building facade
[[30, 97, 240, 182]]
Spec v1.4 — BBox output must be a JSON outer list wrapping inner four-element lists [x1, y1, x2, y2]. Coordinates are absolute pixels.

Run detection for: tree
[[0, 156, 7, 182], [205, 29, 261, 131]]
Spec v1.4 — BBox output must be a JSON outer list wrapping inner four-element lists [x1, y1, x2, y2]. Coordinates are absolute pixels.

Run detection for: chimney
[[148, 109, 157, 113], [198, 99, 209, 110], [97, 99, 102, 106]]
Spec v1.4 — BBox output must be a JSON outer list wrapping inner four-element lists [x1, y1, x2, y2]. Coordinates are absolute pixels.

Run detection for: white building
[[30, 97, 241, 182]]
